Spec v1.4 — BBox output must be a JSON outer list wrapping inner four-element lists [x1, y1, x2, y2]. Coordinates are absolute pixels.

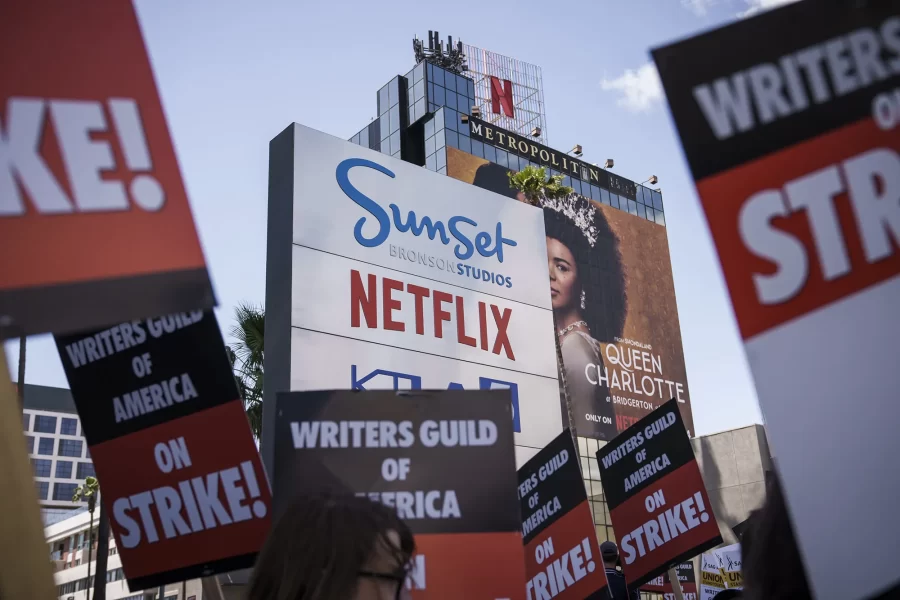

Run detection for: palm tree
[[92, 503, 110, 600], [73, 476, 100, 600], [229, 302, 264, 440], [507, 165, 573, 207]]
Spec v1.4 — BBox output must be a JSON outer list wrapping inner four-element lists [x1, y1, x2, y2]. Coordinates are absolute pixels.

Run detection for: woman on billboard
[[471, 163, 626, 440], [541, 194, 624, 441]]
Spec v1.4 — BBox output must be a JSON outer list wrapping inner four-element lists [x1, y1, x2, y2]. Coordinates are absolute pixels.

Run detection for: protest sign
[[652, 2, 900, 598], [596, 398, 720, 589], [55, 312, 270, 590], [716, 544, 743, 590], [0, 0, 214, 339], [517, 430, 609, 600], [643, 562, 697, 600], [699, 552, 726, 600], [273, 389, 526, 600]]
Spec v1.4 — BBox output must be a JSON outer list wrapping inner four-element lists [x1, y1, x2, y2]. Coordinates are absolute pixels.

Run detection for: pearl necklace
[[557, 320, 588, 338]]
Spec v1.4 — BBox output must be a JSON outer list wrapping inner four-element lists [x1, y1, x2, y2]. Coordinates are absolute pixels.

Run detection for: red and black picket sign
[[0, 0, 215, 340], [272, 389, 527, 600], [642, 562, 698, 600], [517, 430, 609, 600], [596, 398, 720, 590], [55, 311, 271, 591]]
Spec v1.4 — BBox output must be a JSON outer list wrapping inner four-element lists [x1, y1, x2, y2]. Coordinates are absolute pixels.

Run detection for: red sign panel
[[0, 0, 213, 338], [518, 430, 609, 599], [596, 399, 720, 590], [653, 3, 900, 598], [642, 562, 697, 600], [91, 401, 271, 588], [55, 313, 271, 590], [490, 76, 515, 118]]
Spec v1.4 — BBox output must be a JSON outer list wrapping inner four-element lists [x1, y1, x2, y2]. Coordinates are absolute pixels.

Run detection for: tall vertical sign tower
[[462, 43, 548, 146]]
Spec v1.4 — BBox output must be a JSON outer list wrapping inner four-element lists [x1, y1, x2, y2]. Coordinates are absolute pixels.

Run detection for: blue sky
[[5, 0, 797, 435]]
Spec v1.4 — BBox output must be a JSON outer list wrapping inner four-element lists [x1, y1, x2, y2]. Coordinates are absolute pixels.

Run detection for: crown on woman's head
[[539, 193, 598, 248]]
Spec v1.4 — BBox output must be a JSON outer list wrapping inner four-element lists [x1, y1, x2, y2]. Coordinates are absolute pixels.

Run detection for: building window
[[32, 458, 52, 477], [56, 460, 73, 479], [25, 435, 34, 454], [58, 439, 83, 458], [53, 482, 79, 502], [60, 418, 78, 436], [76, 462, 96, 479], [33, 415, 57, 434], [37, 437, 54, 456], [36, 481, 50, 500], [22, 412, 30, 431]]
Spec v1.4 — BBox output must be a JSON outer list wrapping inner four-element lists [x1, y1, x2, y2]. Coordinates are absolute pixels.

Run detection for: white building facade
[[46, 509, 205, 600], [20, 384, 95, 524]]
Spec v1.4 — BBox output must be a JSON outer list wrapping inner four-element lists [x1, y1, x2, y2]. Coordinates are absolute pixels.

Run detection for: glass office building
[[351, 60, 665, 227]]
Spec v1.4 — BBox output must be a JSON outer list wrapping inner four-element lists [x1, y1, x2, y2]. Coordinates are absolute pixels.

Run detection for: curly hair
[[542, 195, 627, 342]]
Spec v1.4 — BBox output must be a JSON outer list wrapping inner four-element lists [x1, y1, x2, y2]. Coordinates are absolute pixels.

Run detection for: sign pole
[[668, 567, 685, 600]]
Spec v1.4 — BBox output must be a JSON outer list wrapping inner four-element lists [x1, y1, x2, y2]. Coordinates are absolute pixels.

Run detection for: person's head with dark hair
[[600, 541, 619, 568], [247, 492, 416, 600], [542, 194, 626, 340], [712, 589, 744, 599], [741, 473, 812, 600], [471, 162, 522, 200]]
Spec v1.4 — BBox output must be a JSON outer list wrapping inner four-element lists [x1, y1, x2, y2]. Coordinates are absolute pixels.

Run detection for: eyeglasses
[[358, 567, 410, 600]]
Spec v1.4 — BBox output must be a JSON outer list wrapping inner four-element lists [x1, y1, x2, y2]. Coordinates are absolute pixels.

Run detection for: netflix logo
[[350, 269, 515, 360]]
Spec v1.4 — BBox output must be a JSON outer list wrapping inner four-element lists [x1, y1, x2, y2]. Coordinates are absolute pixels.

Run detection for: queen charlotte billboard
[[262, 123, 562, 470], [446, 135, 693, 441]]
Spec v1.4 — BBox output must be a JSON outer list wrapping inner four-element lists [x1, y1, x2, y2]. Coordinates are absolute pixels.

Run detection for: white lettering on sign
[[112, 373, 199, 423], [289, 419, 498, 449], [0, 97, 165, 216], [691, 16, 900, 139], [64, 312, 203, 369], [525, 538, 597, 600], [113, 459, 267, 549], [357, 490, 461, 520], [620, 492, 712, 564], [739, 147, 900, 305], [522, 496, 562, 537]]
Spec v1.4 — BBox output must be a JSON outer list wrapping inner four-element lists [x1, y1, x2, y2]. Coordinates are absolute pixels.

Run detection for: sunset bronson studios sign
[[262, 124, 562, 472]]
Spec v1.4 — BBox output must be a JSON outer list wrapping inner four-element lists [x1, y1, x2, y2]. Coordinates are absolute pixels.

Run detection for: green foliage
[[229, 302, 265, 440], [72, 476, 99, 512], [507, 165, 573, 206]]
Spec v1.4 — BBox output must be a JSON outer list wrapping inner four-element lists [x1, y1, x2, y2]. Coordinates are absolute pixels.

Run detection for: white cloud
[[600, 63, 664, 113], [681, 0, 720, 16], [739, 0, 800, 18]]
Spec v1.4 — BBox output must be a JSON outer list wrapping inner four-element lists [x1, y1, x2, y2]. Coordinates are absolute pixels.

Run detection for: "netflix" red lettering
[[350, 269, 515, 360]]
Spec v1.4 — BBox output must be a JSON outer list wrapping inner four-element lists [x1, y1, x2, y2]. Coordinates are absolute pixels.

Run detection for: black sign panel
[[651, 0, 900, 181], [272, 389, 520, 535], [54, 311, 238, 445], [467, 117, 638, 200], [53, 311, 270, 590], [597, 398, 696, 510], [517, 429, 585, 545], [596, 398, 720, 590]]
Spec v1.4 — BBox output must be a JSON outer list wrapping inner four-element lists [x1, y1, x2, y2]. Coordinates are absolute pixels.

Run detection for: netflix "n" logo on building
[[489, 76, 515, 118]]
